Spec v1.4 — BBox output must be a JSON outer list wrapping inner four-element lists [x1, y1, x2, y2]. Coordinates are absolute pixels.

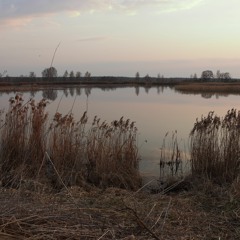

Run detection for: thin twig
[[50, 42, 61, 69], [160, 197, 172, 231], [160, 178, 185, 195], [124, 204, 160, 240], [97, 229, 115, 240], [55, 93, 64, 114], [151, 212, 164, 230], [144, 203, 157, 221], [134, 179, 156, 194]]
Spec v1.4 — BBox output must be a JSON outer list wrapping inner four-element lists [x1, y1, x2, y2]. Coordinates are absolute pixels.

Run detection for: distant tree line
[[41, 67, 90, 80], [201, 70, 231, 81], [0, 67, 233, 82]]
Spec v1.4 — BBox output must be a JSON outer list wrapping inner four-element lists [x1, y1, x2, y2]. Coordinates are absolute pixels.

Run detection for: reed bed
[[0, 96, 49, 187], [175, 82, 240, 94], [190, 109, 240, 183], [0, 95, 141, 190]]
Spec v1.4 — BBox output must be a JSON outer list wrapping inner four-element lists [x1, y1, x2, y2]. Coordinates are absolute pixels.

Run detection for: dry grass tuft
[[0, 95, 49, 187], [0, 95, 141, 190], [190, 109, 240, 183]]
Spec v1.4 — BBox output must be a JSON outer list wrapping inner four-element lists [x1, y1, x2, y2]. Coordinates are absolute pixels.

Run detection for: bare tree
[[63, 70, 68, 78], [135, 72, 140, 81], [216, 70, 221, 79], [69, 71, 75, 78], [201, 70, 214, 81], [76, 71, 81, 78], [216, 70, 231, 80], [29, 72, 36, 78], [0, 70, 7, 78], [42, 67, 58, 78], [84, 71, 91, 80]]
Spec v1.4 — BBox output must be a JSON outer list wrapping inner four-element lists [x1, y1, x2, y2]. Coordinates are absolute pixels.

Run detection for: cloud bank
[[0, 0, 203, 26]]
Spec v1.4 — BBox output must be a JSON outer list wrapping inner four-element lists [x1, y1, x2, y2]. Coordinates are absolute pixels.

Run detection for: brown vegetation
[[0, 179, 240, 239], [0, 94, 141, 190], [1, 96, 240, 239], [190, 109, 240, 183], [175, 82, 240, 94]]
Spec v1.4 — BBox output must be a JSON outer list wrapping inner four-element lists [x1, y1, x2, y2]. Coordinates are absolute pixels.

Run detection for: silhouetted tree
[[0, 70, 7, 78], [76, 71, 81, 78], [84, 71, 91, 81], [216, 70, 221, 79], [144, 74, 152, 85], [190, 73, 197, 79], [201, 70, 213, 81], [63, 70, 68, 78], [42, 67, 58, 78], [135, 72, 140, 81], [216, 70, 231, 80], [29, 72, 36, 78], [69, 71, 75, 78]]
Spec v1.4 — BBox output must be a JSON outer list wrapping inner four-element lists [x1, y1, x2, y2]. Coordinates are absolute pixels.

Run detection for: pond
[[1, 85, 240, 179]]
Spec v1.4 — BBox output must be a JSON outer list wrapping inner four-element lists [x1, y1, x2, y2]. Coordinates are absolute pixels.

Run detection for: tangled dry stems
[[0, 95, 141, 190], [190, 109, 240, 183], [0, 181, 240, 239]]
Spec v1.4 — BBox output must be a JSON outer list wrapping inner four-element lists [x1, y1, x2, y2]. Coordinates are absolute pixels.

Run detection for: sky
[[1, 0, 240, 78]]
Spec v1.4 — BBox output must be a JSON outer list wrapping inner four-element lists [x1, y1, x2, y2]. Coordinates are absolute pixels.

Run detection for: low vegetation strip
[[175, 82, 240, 93]]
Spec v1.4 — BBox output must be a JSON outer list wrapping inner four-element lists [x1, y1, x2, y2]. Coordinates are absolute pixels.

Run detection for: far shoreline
[[1, 76, 240, 94]]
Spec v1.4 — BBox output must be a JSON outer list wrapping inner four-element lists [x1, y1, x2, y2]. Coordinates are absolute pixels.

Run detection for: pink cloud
[[0, 0, 203, 27]]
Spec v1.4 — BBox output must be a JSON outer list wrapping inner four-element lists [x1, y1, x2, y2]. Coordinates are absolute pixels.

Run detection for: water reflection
[[42, 89, 58, 101], [174, 88, 239, 99]]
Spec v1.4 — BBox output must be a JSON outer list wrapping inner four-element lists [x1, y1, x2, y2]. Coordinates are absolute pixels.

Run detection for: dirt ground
[[0, 179, 240, 240]]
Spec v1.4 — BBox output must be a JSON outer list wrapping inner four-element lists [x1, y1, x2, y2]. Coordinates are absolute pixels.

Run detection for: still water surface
[[1, 86, 240, 178]]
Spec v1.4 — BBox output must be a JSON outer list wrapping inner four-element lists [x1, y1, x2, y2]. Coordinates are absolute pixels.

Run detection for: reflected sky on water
[[1, 86, 240, 178]]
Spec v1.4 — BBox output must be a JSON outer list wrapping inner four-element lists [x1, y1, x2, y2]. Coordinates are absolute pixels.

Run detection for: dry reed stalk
[[0, 95, 141, 190], [47, 111, 88, 188], [159, 131, 184, 182], [190, 109, 240, 183], [0, 95, 49, 187], [86, 117, 141, 189]]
